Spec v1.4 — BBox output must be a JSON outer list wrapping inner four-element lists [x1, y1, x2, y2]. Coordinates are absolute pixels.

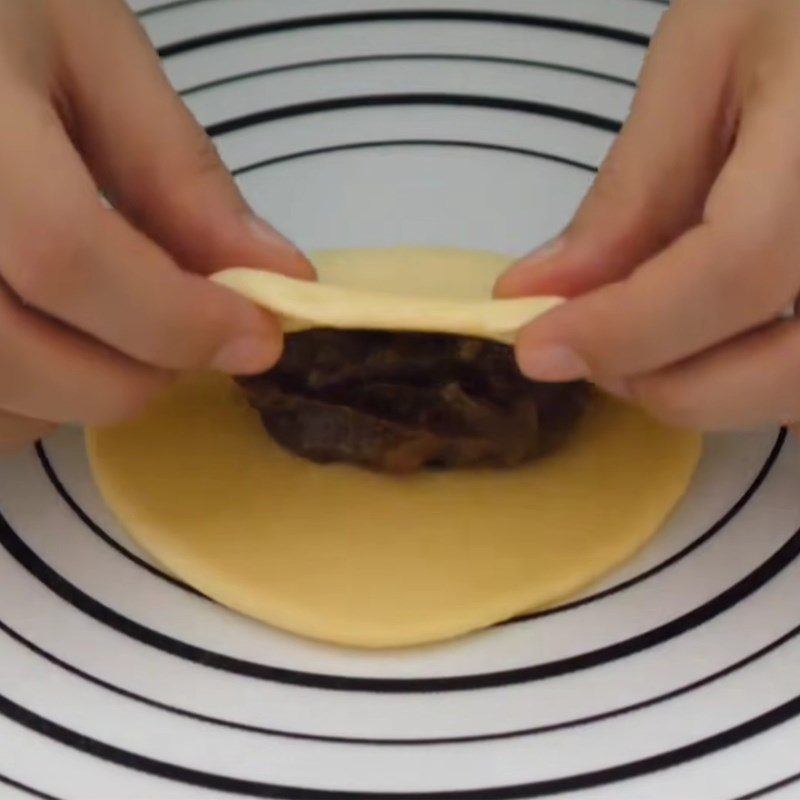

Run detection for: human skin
[[498, 0, 800, 435], [0, 0, 313, 452], [5, 0, 798, 454]]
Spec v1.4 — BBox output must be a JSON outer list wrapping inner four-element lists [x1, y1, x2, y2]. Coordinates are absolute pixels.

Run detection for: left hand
[[0, 0, 314, 454]]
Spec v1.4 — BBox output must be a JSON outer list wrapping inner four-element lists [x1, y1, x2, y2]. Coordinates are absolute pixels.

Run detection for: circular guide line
[[45, 48, 778, 620], [0, 772, 62, 800], [232, 137, 599, 177], [734, 773, 800, 800], [203, 93, 621, 138], [37, 67, 783, 626], [33, 30, 629, 603], [1, 504, 799, 694], [141, 0, 669, 22], [23, 45, 791, 693], [152, 10, 651, 60], [5, 2, 787, 797], [35, 424, 786, 627], [4, 588, 800, 747], [179, 53, 638, 98], [2, 654, 800, 799]]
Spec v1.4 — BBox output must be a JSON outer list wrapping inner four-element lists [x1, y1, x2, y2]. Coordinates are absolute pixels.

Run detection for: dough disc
[[88, 248, 702, 648]]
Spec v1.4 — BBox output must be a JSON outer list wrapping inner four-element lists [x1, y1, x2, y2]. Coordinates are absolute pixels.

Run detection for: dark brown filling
[[237, 330, 590, 474]]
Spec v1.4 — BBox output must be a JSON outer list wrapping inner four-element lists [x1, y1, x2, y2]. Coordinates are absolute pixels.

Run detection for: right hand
[[497, 0, 800, 435], [0, 0, 314, 453]]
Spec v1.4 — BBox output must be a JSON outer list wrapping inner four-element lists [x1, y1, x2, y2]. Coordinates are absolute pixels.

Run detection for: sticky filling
[[237, 330, 590, 474]]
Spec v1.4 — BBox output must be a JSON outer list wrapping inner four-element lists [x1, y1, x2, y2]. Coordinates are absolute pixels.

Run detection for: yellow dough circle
[[88, 248, 702, 648]]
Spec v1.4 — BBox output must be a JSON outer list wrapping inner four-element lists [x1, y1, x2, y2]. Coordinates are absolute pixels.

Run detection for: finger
[[53, 0, 314, 280], [0, 92, 283, 374], [496, 0, 748, 300], [0, 281, 171, 425], [515, 71, 800, 383], [0, 411, 57, 454], [625, 319, 800, 431]]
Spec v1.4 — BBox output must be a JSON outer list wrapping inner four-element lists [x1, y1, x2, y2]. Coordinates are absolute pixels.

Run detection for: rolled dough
[[88, 248, 702, 648]]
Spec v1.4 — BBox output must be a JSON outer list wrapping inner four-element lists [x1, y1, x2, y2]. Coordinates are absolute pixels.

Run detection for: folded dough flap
[[212, 267, 560, 345]]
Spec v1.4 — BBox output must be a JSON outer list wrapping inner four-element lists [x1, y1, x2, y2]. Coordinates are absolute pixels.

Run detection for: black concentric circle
[[3, 584, 800, 748], [153, 9, 652, 58], [3, 658, 800, 799], [0, 772, 61, 800], [24, 51, 789, 689], [35, 426, 786, 652], [0, 2, 795, 798], [3, 497, 798, 692]]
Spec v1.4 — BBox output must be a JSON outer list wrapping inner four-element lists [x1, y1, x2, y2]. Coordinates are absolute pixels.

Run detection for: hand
[[0, 0, 314, 453], [497, 0, 800, 432]]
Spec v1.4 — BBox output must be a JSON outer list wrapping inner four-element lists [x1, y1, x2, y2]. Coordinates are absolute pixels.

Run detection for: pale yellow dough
[[88, 248, 702, 648], [212, 247, 559, 344]]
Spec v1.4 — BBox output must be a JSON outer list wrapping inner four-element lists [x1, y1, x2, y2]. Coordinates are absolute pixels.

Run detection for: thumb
[[495, 1, 743, 300], [56, 0, 314, 280]]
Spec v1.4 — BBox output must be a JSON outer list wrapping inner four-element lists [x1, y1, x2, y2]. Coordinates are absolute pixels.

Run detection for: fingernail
[[246, 215, 287, 246], [495, 236, 566, 297], [525, 235, 566, 265], [212, 335, 280, 375], [519, 344, 589, 382], [245, 215, 316, 280]]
